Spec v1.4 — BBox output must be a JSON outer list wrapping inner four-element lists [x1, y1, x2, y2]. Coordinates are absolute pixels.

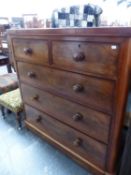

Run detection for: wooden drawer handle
[[73, 113, 83, 121], [73, 52, 85, 62], [73, 138, 82, 146], [27, 71, 36, 78], [32, 94, 39, 101], [36, 115, 42, 122], [73, 84, 84, 92], [23, 48, 33, 55]]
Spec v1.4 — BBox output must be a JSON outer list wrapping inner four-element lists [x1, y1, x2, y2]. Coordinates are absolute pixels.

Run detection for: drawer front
[[12, 39, 49, 64], [25, 105, 107, 169], [52, 41, 119, 78], [21, 84, 110, 143], [18, 62, 114, 114]]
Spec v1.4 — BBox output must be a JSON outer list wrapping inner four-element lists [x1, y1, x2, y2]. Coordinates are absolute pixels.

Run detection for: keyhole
[[78, 44, 81, 48]]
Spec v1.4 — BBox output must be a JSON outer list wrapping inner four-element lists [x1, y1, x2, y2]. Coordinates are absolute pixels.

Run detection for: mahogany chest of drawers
[[8, 27, 131, 175]]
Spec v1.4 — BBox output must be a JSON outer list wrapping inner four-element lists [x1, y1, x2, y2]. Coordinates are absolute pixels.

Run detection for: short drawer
[[12, 39, 49, 64], [25, 105, 107, 169], [18, 62, 114, 114], [52, 41, 119, 78], [21, 84, 110, 143]]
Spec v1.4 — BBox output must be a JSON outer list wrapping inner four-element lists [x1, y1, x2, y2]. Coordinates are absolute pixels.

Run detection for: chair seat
[[0, 88, 23, 113], [0, 73, 18, 94]]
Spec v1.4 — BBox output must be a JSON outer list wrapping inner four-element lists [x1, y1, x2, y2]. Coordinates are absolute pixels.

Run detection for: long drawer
[[12, 39, 49, 65], [18, 62, 115, 114], [52, 41, 119, 78], [21, 83, 110, 143], [25, 105, 107, 169]]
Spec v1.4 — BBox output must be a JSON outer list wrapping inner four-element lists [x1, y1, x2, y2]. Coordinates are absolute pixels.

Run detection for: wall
[[0, 0, 130, 26]]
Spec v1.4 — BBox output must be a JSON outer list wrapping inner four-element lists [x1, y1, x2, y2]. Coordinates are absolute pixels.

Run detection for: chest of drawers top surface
[[8, 27, 131, 175]]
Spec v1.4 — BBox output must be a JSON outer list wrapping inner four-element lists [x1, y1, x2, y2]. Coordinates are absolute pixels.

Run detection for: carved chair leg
[[16, 112, 22, 130], [0, 105, 5, 119]]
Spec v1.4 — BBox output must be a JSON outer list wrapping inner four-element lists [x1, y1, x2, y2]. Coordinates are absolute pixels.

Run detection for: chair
[[0, 24, 12, 73], [0, 72, 19, 121], [0, 25, 4, 53], [0, 26, 18, 94], [0, 24, 21, 128], [0, 73, 18, 94], [0, 88, 23, 129]]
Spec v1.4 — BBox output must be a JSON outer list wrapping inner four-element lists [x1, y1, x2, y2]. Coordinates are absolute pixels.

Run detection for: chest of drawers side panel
[[106, 38, 131, 173]]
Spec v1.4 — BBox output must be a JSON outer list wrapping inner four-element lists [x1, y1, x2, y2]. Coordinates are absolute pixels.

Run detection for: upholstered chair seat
[[0, 88, 23, 129]]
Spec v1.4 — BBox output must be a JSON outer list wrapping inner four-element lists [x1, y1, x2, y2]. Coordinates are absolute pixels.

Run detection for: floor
[[0, 113, 91, 175], [0, 66, 91, 175], [0, 66, 8, 75]]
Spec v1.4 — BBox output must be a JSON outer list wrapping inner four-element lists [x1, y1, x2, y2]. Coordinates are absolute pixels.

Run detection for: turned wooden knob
[[27, 71, 36, 78], [73, 52, 85, 62], [72, 113, 83, 121], [73, 84, 84, 92], [32, 94, 39, 101], [73, 138, 82, 146], [36, 115, 42, 122], [23, 48, 33, 55]]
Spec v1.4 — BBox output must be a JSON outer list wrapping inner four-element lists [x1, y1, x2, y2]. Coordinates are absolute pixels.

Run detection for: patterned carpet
[[0, 112, 91, 175]]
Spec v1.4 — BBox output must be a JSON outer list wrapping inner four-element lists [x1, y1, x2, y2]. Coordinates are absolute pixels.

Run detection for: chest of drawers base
[[8, 27, 131, 175], [25, 121, 106, 175]]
